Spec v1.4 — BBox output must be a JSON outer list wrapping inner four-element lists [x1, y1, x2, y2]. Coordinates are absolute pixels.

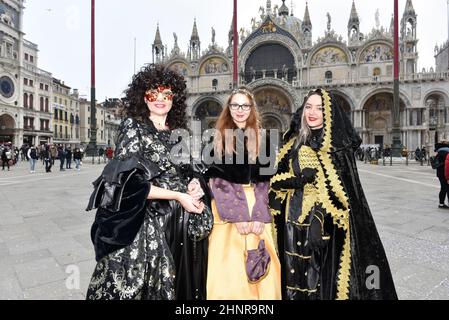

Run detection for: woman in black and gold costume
[[85, 64, 211, 300], [269, 89, 397, 300]]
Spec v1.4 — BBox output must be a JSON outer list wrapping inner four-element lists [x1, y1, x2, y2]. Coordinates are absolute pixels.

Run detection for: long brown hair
[[214, 87, 261, 160]]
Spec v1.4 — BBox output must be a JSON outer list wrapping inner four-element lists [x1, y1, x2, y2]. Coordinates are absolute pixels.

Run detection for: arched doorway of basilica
[[425, 92, 448, 145], [329, 91, 352, 123], [362, 93, 406, 147], [192, 99, 223, 159], [0, 113, 16, 144], [253, 87, 292, 148], [254, 87, 291, 133], [194, 99, 223, 131]]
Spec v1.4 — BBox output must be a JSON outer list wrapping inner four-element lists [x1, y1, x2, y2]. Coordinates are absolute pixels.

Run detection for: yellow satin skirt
[[206, 185, 281, 300]]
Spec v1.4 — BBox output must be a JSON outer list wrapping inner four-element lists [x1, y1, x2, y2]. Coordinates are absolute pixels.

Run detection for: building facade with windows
[[79, 99, 121, 151], [0, 0, 53, 146], [52, 78, 80, 148], [154, 0, 449, 152]]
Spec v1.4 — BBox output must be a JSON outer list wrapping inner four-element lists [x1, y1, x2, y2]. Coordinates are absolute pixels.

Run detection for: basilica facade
[[152, 0, 449, 152]]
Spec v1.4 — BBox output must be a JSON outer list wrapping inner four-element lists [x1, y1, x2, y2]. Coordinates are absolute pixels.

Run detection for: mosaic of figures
[[0, 4, 18, 28], [169, 62, 189, 76], [255, 89, 291, 114], [360, 44, 393, 63], [200, 58, 230, 75], [195, 100, 222, 118], [311, 47, 348, 66], [363, 93, 406, 129]]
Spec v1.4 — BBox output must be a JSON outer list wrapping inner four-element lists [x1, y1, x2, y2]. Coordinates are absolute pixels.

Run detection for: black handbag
[[187, 205, 213, 242]]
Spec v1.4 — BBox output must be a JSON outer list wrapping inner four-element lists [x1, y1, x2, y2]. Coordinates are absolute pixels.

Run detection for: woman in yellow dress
[[204, 87, 281, 300]]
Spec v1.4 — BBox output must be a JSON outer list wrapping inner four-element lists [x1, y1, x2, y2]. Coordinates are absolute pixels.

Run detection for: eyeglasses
[[229, 103, 252, 111]]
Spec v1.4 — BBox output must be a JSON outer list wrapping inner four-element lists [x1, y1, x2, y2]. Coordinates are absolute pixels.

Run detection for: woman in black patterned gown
[[85, 64, 212, 300]]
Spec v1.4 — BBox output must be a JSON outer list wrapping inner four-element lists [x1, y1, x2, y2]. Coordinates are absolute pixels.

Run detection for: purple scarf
[[209, 177, 272, 223]]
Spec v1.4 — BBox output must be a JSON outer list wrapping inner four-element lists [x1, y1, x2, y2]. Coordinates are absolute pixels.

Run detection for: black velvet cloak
[[269, 89, 397, 300]]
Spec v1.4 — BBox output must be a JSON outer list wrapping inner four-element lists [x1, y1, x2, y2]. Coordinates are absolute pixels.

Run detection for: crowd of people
[[354, 145, 428, 162], [0, 143, 115, 173]]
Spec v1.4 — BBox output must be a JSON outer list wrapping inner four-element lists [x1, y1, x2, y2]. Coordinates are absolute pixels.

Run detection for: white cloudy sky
[[23, 0, 448, 101]]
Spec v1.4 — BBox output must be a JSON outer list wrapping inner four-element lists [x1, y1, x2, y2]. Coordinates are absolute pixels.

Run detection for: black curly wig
[[122, 64, 187, 129]]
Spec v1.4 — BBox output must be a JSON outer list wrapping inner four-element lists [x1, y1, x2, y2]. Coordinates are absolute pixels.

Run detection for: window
[[65, 111, 68, 121], [54, 109, 58, 120], [29, 80, 34, 87], [24, 93, 28, 108], [45, 98, 49, 112], [30, 55, 34, 63], [60, 110, 63, 120], [40, 97, 44, 111], [40, 83, 44, 90], [88, 129, 90, 138], [325, 71, 333, 83], [25, 53, 29, 61], [64, 99, 67, 106], [29, 94, 34, 109], [101, 120, 103, 127], [212, 79, 218, 89], [88, 117, 90, 124], [418, 109, 423, 126], [54, 96, 57, 103], [54, 125, 57, 135], [101, 131, 103, 140], [59, 98, 62, 104], [45, 84, 49, 91], [65, 127, 68, 139], [60, 125, 63, 139], [24, 78, 28, 85]]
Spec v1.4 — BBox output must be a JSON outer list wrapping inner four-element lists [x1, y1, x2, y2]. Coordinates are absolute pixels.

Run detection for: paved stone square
[[0, 158, 448, 299]]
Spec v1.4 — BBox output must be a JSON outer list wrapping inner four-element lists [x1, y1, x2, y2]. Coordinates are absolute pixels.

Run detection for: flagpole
[[233, 0, 238, 88], [392, 0, 402, 156], [89, 0, 97, 159]]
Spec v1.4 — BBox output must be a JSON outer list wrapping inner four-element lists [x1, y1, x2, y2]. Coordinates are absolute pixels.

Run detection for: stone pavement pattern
[[0, 159, 448, 299]]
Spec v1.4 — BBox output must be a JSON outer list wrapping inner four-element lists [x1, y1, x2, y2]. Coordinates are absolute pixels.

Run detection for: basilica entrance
[[193, 99, 223, 132], [254, 87, 291, 133], [362, 92, 406, 146]]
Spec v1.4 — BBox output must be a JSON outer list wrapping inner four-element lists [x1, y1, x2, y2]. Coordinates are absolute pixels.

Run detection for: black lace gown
[[85, 118, 208, 300]]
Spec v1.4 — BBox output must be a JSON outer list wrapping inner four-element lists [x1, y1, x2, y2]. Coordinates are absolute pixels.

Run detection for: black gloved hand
[[271, 168, 317, 190], [271, 176, 303, 190], [300, 167, 317, 184]]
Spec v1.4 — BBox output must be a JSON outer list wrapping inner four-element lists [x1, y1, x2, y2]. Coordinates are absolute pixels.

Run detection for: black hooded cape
[[269, 89, 397, 300]]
